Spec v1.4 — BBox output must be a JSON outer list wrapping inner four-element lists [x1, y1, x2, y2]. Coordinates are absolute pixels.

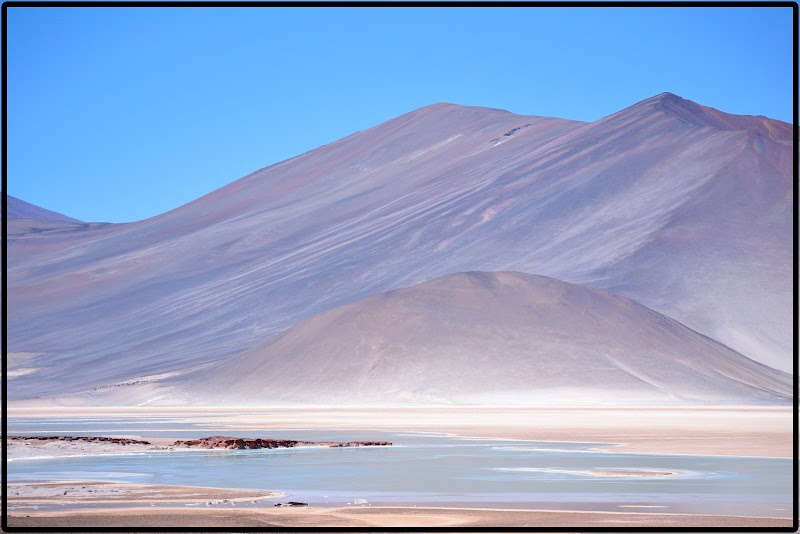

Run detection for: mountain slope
[[7, 195, 82, 222], [7, 93, 793, 402], [165, 272, 791, 406], [7, 105, 585, 398]]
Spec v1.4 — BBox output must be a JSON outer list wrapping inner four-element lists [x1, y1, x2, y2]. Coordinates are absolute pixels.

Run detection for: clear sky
[[6, 5, 795, 223]]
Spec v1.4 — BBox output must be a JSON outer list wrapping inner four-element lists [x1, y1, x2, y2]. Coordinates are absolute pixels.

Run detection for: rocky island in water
[[8, 435, 392, 454], [170, 435, 392, 449]]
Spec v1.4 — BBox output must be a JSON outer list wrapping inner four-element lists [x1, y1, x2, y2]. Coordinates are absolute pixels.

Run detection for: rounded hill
[[174, 271, 791, 406]]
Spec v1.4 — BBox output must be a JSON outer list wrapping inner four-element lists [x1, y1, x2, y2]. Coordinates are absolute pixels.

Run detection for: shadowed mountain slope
[[7, 93, 793, 402], [165, 272, 791, 406]]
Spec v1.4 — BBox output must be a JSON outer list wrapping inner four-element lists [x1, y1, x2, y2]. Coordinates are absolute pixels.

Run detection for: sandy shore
[[8, 503, 793, 528], [6, 437, 177, 461], [7, 480, 283, 505], [7, 480, 793, 528]]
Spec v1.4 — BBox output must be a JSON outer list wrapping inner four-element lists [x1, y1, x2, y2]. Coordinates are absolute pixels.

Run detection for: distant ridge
[[7, 195, 81, 222]]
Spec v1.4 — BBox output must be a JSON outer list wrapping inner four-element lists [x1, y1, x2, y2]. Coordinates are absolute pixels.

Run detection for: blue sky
[[6, 6, 794, 223]]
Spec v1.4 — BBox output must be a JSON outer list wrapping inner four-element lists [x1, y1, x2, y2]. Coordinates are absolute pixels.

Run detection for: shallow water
[[7, 423, 791, 517]]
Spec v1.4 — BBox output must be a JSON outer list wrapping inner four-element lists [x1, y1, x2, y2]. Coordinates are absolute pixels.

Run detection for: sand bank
[[6, 437, 174, 461], [8, 481, 282, 508], [7, 504, 793, 528]]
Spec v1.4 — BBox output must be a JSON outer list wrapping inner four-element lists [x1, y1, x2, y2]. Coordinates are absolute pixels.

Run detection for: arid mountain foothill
[[172, 271, 790, 406], [6, 92, 793, 407]]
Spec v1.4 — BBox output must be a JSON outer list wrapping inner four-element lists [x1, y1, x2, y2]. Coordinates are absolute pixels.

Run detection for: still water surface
[[7, 420, 792, 516]]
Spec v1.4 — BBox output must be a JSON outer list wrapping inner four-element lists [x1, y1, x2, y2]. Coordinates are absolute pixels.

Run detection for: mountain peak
[[643, 92, 712, 119], [402, 101, 516, 121], [631, 92, 791, 141], [649, 91, 683, 102]]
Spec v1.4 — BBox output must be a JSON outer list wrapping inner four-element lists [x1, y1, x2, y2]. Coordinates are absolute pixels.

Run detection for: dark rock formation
[[7, 434, 391, 451], [170, 435, 391, 450], [171, 436, 301, 449]]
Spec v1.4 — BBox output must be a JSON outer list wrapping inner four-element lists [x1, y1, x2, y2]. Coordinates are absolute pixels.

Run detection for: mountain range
[[6, 92, 794, 406]]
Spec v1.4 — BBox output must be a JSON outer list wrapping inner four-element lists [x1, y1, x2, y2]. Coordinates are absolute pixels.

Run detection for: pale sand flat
[[6, 481, 792, 528], [7, 506, 793, 528], [7, 481, 283, 504]]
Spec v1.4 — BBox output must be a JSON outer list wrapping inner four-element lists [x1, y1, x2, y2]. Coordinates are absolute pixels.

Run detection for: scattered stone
[[325, 441, 392, 447]]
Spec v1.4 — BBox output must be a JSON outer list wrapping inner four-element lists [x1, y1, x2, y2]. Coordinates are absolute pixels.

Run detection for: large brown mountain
[[6, 92, 793, 403]]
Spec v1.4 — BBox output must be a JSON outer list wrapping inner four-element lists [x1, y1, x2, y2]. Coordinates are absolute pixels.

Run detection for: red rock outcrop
[[170, 435, 391, 450]]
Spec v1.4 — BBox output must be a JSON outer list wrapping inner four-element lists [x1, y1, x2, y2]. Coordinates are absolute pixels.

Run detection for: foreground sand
[[7, 480, 794, 528], [7, 481, 282, 505], [8, 504, 793, 528]]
